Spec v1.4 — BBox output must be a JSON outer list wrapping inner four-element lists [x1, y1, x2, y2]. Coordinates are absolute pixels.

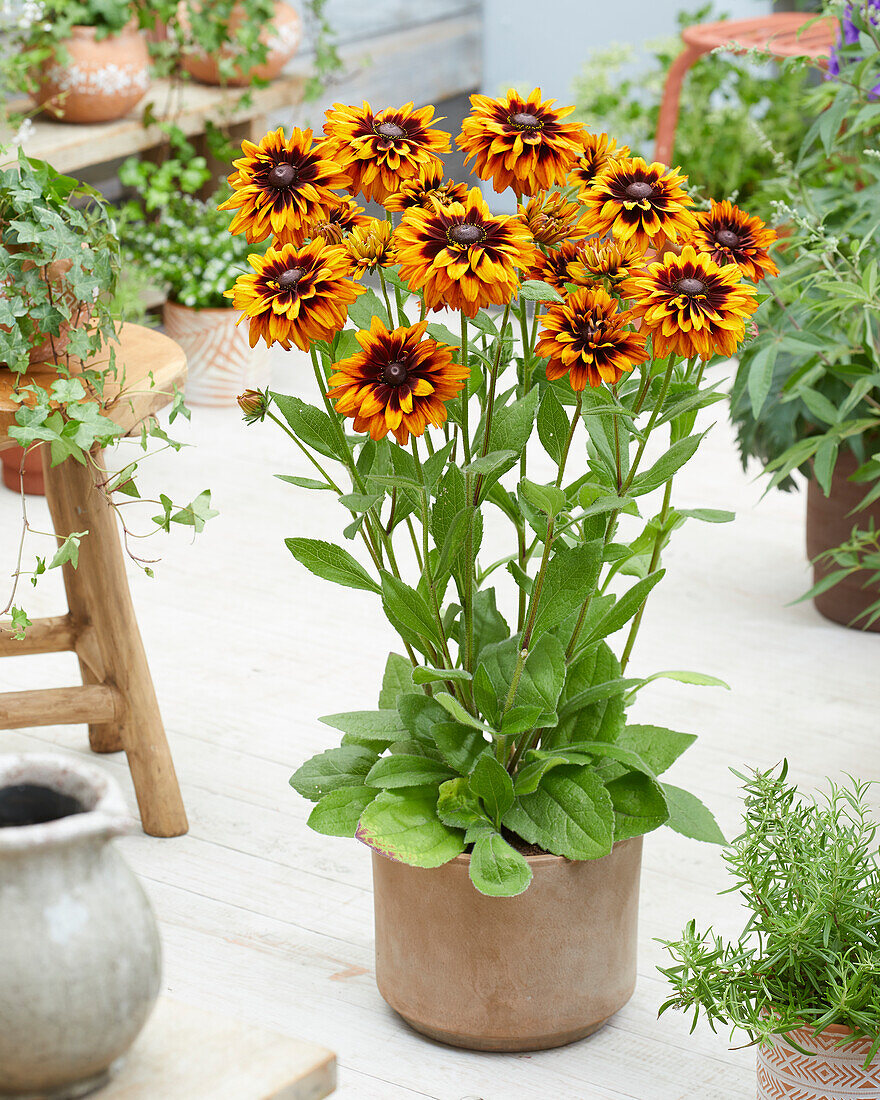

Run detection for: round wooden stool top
[[682, 13, 837, 60], [0, 323, 187, 452]]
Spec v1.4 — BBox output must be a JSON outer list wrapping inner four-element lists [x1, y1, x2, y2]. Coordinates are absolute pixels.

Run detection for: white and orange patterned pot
[[34, 22, 150, 124], [757, 1025, 880, 1099], [181, 1, 302, 86], [162, 300, 271, 407]]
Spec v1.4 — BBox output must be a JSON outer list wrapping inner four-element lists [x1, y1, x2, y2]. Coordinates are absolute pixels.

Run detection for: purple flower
[[828, 1, 880, 97]]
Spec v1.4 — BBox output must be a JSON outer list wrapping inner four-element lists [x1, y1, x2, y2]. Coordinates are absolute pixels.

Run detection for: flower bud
[[238, 388, 269, 423]]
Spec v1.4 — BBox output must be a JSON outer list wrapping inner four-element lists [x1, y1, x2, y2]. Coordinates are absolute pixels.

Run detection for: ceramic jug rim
[[0, 753, 133, 851]]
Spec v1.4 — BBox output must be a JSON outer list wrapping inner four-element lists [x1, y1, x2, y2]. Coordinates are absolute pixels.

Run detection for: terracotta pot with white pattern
[[181, 1, 302, 86], [162, 300, 271, 407], [34, 22, 150, 124], [757, 1024, 880, 1099]]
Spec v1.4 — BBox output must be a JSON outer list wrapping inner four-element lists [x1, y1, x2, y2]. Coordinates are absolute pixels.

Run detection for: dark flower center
[[624, 180, 654, 201], [448, 223, 485, 247], [674, 276, 707, 296], [376, 121, 406, 140], [715, 228, 740, 248], [277, 267, 304, 289], [266, 162, 298, 189], [382, 360, 408, 386], [509, 111, 542, 130]]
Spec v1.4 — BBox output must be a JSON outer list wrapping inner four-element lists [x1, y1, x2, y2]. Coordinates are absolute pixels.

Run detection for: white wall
[[481, 0, 773, 104]]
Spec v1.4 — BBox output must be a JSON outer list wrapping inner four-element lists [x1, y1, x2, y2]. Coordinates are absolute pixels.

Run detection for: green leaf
[[412, 666, 473, 686], [677, 508, 735, 524], [307, 787, 377, 837], [520, 478, 568, 518], [463, 450, 516, 476], [48, 531, 87, 570], [378, 652, 413, 708], [605, 771, 668, 840], [433, 692, 492, 732], [530, 541, 603, 641], [661, 783, 726, 844], [347, 288, 390, 330], [513, 754, 571, 795], [426, 322, 461, 347], [629, 436, 703, 497], [747, 342, 779, 419], [616, 724, 696, 776], [470, 754, 515, 826], [431, 721, 490, 775], [519, 279, 563, 303], [285, 537, 380, 594], [380, 572, 442, 651], [632, 670, 730, 693], [537, 387, 571, 465], [503, 765, 614, 860], [491, 386, 540, 459], [274, 475, 334, 491], [584, 570, 664, 644], [469, 831, 533, 896], [518, 633, 566, 715], [365, 754, 455, 789], [357, 789, 465, 867], [437, 776, 492, 829], [290, 746, 379, 802], [320, 709, 407, 746], [271, 394, 343, 461]]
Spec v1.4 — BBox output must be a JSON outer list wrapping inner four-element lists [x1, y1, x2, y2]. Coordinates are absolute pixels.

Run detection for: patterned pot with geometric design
[[162, 300, 271, 407], [757, 1025, 880, 1099]]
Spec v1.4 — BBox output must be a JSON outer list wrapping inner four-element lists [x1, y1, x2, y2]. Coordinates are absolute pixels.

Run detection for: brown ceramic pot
[[181, 1, 302, 86], [0, 445, 45, 495], [806, 449, 880, 632], [34, 22, 150, 124], [372, 837, 643, 1052], [757, 1024, 880, 1099]]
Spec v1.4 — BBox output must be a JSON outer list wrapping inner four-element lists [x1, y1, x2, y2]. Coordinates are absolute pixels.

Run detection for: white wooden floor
[[2, 347, 879, 1100]]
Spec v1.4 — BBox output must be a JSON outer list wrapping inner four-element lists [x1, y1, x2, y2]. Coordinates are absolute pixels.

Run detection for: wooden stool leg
[[654, 43, 705, 166], [41, 448, 188, 837]]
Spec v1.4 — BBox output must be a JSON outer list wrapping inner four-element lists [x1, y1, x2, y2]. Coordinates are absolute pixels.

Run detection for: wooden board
[[4, 345, 878, 1097], [97, 997, 335, 1099], [0, 323, 187, 450], [1, 14, 481, 175]]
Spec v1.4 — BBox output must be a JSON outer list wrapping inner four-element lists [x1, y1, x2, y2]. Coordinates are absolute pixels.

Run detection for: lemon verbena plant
[[223, 91, 773, 896]]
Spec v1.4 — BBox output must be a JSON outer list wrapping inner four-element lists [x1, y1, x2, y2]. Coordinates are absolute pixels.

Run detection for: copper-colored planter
[[806, 450, 880, 632], [757, 1024, 880, 1099], [372, 837, 642, 1052]]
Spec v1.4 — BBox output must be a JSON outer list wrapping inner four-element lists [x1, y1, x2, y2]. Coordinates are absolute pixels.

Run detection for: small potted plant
[[730, 0, 880, 631], [221, 93, 770, 1050], [176, 0, 302, 87], [660, 763, 880, 1099], [3, 0, 151, 124], [118, 136, 274, 405], [0, 152, 216, 634]]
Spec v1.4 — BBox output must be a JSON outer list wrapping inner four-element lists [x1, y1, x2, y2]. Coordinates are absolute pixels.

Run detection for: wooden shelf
[[1, 14, 481, 175]]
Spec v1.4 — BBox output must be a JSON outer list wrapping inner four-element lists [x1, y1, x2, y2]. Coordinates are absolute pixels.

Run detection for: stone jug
[[0, 754, 161, 1099]]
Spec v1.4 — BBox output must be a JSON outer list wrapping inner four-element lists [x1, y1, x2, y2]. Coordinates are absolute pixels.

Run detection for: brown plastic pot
[[181, 2, 302, 86], [757, 1023, 880, 1099], [372, 836, 642, 1052], [34, 22, 150, 124], [0, 445, 44, 495], [806, 449, 880, 632]]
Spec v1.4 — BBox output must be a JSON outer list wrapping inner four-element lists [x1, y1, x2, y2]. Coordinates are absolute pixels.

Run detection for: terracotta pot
[[0, 753, 161, 1099], [806, 449, 880, 632], [372, 836, 643, 1052], [0, 444, 45, 495], [34, 22, 150, 124], [181, 1, 302, 86], [162, 300, 271, 406], [757, 1024, 880, 1099]]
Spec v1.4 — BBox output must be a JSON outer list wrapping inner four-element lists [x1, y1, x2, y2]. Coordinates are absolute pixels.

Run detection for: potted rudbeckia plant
[[660, 764, 880, 1100], [221, 90, 770, 1051]]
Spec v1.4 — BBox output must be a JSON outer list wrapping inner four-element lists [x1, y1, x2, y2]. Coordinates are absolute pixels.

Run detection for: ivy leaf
[[48, 530, 88, 570], [165, 490, 218, 533]]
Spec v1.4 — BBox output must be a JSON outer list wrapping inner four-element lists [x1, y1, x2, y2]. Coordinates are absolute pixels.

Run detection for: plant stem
[[411, 437, 455, 675], [619, 476, 673, 673], [378, 269, 395, 327], [472, 302, 511, 505]]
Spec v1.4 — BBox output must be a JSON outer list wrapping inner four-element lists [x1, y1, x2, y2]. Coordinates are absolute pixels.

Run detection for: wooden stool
[[0, 324, 189, 838], [654, 12, 838, 166]]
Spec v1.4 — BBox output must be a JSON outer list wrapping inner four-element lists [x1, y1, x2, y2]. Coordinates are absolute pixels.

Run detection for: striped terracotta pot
[[757, 1025, 880, 1099], [162, 301, 271, 407]]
